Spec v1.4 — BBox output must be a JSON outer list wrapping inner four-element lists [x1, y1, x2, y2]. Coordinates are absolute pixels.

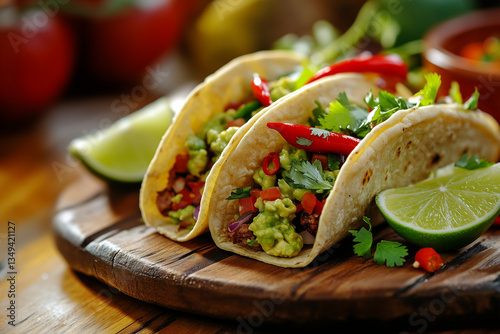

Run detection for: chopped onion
[[193, 205, 200, 220], [172, 177, 186, 193], [299, 230, 316, 245], [228, 211, 258, 232]]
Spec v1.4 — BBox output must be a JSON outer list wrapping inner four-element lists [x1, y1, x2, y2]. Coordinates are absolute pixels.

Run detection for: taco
[[207, 73, 500, 268], [139, 50, 305, 241]]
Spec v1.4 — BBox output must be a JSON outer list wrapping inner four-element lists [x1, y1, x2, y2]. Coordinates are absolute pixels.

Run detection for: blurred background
[[1, 0, 500, 264]]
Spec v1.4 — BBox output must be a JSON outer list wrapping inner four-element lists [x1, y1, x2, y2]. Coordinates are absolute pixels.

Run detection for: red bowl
[[423, 8, 500, 123]]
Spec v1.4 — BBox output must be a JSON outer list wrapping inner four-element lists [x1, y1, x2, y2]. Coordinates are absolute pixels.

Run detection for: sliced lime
[[69, 97, 174, 183], [376, 164, 500, 251]]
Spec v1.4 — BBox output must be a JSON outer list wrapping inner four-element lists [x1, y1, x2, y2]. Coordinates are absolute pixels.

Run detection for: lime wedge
[[376, 164, 500, 251], [69, 97, 174, 183]]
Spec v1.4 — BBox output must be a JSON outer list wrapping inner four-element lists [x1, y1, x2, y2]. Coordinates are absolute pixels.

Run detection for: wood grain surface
[[52, 172, 500, 330]]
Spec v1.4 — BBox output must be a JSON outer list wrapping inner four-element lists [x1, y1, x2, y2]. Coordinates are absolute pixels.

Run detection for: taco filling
[[224, 74, 479, 258], [155, 73, 299, 230]]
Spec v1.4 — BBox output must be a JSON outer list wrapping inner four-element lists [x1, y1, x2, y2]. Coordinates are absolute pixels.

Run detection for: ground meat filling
[[225, 212, 262, 250], [156, 189, 175, 216], [299, 212, 319, 236]]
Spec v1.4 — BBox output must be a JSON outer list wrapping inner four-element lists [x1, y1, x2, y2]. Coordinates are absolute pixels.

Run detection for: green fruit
[[69, 97, 174, 183], [376, 164, 500, 251]]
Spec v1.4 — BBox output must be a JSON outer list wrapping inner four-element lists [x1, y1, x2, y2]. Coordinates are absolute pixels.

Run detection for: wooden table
[[1, 95, 499, 334]]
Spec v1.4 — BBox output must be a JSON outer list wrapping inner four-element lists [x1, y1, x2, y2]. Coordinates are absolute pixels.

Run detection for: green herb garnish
[[284, 159, 332, 191], [455, 153, 493, 170], [226, 186, 252, 200]]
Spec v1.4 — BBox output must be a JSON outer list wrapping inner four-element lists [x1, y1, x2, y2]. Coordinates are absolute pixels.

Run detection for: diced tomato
[[301, 192, 317, 214], [224, 101, 244, 111], [187, 180, 205, 204], [260, 187, 281, 201], [239, 196, 256, 215], [172, 189, 194, 211], [314, 199, 325, 215], [295, 204, 303, 213], [251, 188, 261, 199], [312, 153, 329, 170], [174, 153, 189, 173], [226, 118, 246, 128]]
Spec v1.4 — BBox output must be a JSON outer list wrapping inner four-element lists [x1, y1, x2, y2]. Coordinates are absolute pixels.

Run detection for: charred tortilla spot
[[431, 153, 441, 165], [404, 161, 411, 173], [406, 140, 412, 149], [362, 168, 373, 186], [396, 147, 401, 158]]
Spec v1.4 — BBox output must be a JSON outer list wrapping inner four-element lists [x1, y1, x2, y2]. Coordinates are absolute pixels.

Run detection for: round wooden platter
[[53, 172, 500, 327]]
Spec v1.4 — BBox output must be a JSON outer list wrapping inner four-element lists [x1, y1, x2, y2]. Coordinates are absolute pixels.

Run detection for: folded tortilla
[[140, 50, 304, 241], [207, 74, 500, 268]]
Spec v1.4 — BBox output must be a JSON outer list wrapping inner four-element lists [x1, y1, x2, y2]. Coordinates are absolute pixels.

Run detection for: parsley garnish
[[455, 153, 493, 170], [296, 137, 313, 146], [226, 186, 252, 200], [327, 153, 341, 170], [310, 128, 330, 138], [319, 92, 369, 134], [414, 73, 441, 106], [349, 217, 408, 267], [309, 101, 327, 127], [449, 81, 463, 105], [283, 159, 332, 191], [463, 88, 479, 110], [373, 241, 408, 267], [349, 216, 373, 258]]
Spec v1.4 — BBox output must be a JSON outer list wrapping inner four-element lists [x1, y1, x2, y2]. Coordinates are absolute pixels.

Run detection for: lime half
[[376, 164, 500, 251], [69, 97, 174, 183]]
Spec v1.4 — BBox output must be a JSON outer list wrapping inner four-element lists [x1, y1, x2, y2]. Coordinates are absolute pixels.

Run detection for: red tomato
[[239, 196, 256, 215], [0, 8, 74, 122], [82, 0, 201, 84], [172, 189, 194, 211], [314, 199, 325, 215], [250, 188, 261, 199], [187, 180, 204, 204], [173, 153, 189, 173], [311, 154, 328, 170], [260, 187, 281, 201], [226, 118, 246, 129], [301, 193, 317, 214]]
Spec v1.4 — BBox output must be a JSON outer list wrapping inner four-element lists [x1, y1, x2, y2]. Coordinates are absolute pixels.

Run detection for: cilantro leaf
[[327, 153, 341, 170], [283, 159, 333, 191], [320, 92, 369, 134], [373, 240, 408, 267], [296, 137, 313, 146], [310, 127, 330, 139], [378, 90, 399, 111], [463, 88, 479, 110], [349, 217, 373, 259], [309, 101, 327, 127], [247, 239, 258, 246], [455, 153, 493, 170], [414, 73, 441, 106], [226, 186, 252, 200], [364, 90, 377, 109], [449, 81, 463, 105]]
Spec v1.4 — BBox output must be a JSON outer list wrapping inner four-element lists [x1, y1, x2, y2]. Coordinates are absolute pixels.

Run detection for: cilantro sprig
[[226, 186, 252, 200], [448, 81, 479, 110], [455, 153, 494, 170], [283, 159, 333, 191], [349, 217, 408, 267]]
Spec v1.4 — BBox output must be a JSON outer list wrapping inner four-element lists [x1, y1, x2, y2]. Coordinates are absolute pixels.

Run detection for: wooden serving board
[[53, 172, 500, 328]]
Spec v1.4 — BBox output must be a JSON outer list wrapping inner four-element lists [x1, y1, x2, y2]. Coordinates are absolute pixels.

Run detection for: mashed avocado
[[185, 134, 209, 177], [168, 205, 196, 225], [269, 76, 295, 102], [197, 109, 236, 141], [278, 179, 311, 201], [249, 198, 303, 257], [253, 166, 276, 189], [209, 127, 238, 162], [279, 144, 308, 171]]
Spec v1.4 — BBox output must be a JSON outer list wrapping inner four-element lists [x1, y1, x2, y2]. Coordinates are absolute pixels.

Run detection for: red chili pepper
[[260, 187, 281, 201], [251, 73, 272, 107], [305, 54, 408, 85], [301, 192, 317, 214], [262, 152, 280, 175], [267, 122, 361, 156], [413, 248, 443, 273]]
